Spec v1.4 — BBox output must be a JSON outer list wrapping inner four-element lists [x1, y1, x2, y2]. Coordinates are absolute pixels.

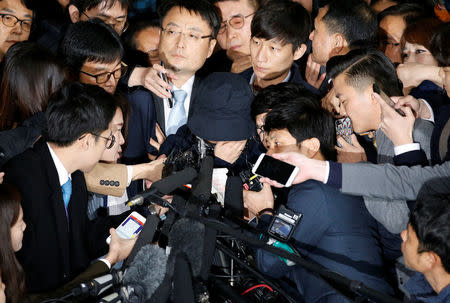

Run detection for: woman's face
[[0, 271, 5, 303], [100, 108, 125, 163], [402, 42, 439, 66], [10, 206, 26, 252]]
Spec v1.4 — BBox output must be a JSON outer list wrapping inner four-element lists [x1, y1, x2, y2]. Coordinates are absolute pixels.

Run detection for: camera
[[239, 169, 263, 192]]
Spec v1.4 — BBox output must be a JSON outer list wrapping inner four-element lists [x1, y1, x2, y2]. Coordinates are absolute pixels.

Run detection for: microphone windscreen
[[168, 218, 205, 277], [152, 167, 197, 194], [123, 244, 168, 300], [192, 156, 214, 199]]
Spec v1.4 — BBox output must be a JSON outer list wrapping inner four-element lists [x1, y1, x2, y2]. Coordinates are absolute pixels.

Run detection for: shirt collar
[[404, 272, 450, 303], [249, 70, 292, 86], [171, 74, 195, 95], [47, 143, 71, 186]]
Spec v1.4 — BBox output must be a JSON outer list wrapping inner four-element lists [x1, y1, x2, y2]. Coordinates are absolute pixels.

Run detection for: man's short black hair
[[327, 48, 402, 97], [262, 83, 337, 161], [430, 22, 450, 67], [59, 18, 124, 80], [123, 18, 160, 50], [69, 0, 131, 12], [322, 0, 377, 49], [410, 178, 450, 273], [44, 82, 118, 147], [157, 0, 221, 38], [251, 82, 319, 119], [377, 3, 426, 25], [251, 0, 311, 50]]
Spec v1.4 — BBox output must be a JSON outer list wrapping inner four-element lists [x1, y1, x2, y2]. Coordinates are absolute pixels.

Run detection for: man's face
[[333, 73, 380, 134], [266, 129, 302, 155], [158, 7, 216, 78], [379, 15, 405, 64], [79, 0, 127, 35], [79, 59, 122, 94], [403, 42, 438, 66], [0, 0, 33, 57], [135, 26, 160, 66], [215, 0, 255, 59], [309, 6, 334, 66], [250, 37, 304, 84], [100, 107, 125, 163], [401, 224, 429, 272]]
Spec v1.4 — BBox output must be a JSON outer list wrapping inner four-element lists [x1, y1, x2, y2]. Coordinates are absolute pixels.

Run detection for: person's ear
[[330, 33, 347, 56], [68, 5, 81, 23], [293, 44, 307, 61], [78, 133, 93, 151], [206, 38, 217, 58], [421, 251, 439, 271], [302, 138, 321, 158]]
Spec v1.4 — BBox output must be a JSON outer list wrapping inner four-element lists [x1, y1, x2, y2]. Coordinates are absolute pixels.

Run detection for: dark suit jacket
[[153, 75, 203, 135], [4, 140, 110, 293]]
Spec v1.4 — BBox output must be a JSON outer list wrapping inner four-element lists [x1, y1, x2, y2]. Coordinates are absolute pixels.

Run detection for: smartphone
[[252, 153, 299, 187], [159, 61, 174, 108], [106, 211, 146, 244], [335, 117, 353, 146], [373, 84, 405, 117]]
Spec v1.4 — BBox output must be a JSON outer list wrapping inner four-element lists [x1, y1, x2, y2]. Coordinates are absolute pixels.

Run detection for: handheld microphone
[[72, 269, 123, 297], [191, 156, 213, 200], [126, 167, 197, 207], [97, 286, 129, 303]]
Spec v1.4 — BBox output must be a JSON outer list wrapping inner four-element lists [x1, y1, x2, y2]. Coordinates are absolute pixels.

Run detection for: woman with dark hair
[[0, 41, 66, 131], [0, 184, 26, 303]]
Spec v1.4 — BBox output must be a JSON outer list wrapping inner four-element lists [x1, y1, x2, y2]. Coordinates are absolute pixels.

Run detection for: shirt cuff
[[419, 99, 434, 123], [99, 258, 111, 269], [323, 161, 330, 184], [126, 166, 133, 186], [394, 143, 420, 156]]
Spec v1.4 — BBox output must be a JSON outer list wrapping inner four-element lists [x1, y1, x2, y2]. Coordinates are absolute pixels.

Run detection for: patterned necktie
[[166, 89, 188, 135], [61, 179, 72, 210]]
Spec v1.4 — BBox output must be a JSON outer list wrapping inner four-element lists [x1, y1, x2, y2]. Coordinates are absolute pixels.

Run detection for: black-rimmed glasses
[[0, 14, 32, 31], [80, 62, 127, 85], [93, 133, 116, 149]]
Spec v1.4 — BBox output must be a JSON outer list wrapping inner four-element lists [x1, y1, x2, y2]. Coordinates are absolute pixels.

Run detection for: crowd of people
[[0, 0, 449, 302]]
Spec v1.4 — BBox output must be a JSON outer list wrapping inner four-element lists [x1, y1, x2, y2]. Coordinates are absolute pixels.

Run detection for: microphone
[[191, 156, 213, 200], [126, 167, 197, 207], [224, 176, 244, 217], [97, 287, 129, 303], [72, 269, 123, 297], [123, 244, 169, 301]]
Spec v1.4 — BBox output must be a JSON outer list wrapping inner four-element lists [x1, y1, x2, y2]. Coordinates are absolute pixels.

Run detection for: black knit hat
[[188, 72, 255, 141]]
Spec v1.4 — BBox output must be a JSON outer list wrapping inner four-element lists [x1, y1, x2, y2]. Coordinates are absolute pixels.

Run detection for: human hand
[[336, 134, 367, 163], [321, 88, 343, 118], [305, 54, 326, 89], [105, 228, 137, 265], [214, 140, 246, 164], [227, 49, 252, 74], [243, 183, 274, 220], [133, 158, 165, 182], [396, 63, 442, 94], [149, 123, 166, 152], [130, 65, 178, 98], [374, 92, 416, 146], [0, 172, 4, 184], [390, 95, 431, 120], [259, 152, 327, 187]]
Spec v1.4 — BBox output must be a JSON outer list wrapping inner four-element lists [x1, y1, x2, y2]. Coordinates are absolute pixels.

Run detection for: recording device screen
[[254, 155, 297, 185], [270, 217, 293, 239]]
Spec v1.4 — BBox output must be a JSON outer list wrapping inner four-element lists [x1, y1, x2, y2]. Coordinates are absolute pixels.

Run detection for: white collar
[[47, 143, 71, 186], [249, 70, 292, 86], [171, 74, 195, 95]]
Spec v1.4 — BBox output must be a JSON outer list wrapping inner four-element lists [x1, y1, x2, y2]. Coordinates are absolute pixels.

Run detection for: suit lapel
[[188, 76, 201, 118], [153, 94, 166, 134]]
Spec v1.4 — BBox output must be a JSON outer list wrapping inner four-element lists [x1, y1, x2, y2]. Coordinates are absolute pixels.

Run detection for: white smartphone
[[252, 153, 299, 187], [106, 211, 146, 244]]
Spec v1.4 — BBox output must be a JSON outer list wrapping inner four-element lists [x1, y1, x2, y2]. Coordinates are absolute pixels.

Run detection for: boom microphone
[[72, 269, 123, 297], [126, 167, 197, 207]]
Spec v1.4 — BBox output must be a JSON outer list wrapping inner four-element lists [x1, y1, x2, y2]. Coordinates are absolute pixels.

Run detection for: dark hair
[[430, 22, 450, 67], [158, 0, 221, 38], [0, 42, 66, 131], [59, 19, 124, 80], [213, 0, 260, 11], [322, 0, 377, 49], [377, 3, 426, 25], [0, 0, 34, 10], [264, 88, 336, 161], [123, 18, 160, 50], [0, 184, 25, 303], [69, 0, 130, 11], [43, 82, 118, 146], [401, 18, 442, 52], [327, 48, 402, 97], [251, 0, 311, 50], [410, 178, 450, 273], [251, 82, 320, 119]]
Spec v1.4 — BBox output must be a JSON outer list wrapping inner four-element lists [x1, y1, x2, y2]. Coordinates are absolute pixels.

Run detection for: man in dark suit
[[4, 83, 123, 293], [243, 89, 393, 301], [150, 0, 220, 137]]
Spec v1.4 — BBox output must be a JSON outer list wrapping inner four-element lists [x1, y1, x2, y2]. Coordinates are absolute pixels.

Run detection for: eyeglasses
[[80, 62, 127, 84], [218, 12, 255, 34], [82, 11, 128, 33], [93, 133, 116, 149], [161, 27, 213, 43], [256, 125, 265, 136], [0, 14, 32, 32]]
